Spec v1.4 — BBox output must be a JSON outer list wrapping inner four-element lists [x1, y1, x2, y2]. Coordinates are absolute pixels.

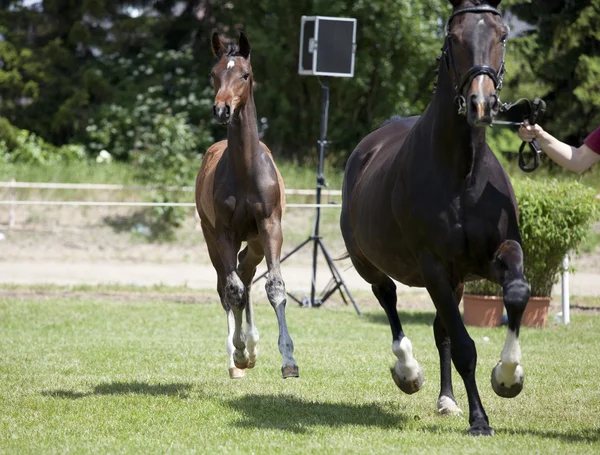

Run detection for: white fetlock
[[437, 396, 463, 415]]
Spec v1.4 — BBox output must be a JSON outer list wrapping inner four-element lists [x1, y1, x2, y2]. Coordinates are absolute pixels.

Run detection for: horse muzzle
[[467, 92, 499, 128], [213, 103, 231, 124]]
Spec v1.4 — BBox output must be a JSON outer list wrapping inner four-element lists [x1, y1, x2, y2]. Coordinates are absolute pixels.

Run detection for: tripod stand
[[254, 77, 361, 315]]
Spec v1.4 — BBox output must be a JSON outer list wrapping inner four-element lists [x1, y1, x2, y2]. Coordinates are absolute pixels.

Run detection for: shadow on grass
[[42, 381, 192, 399], [224, 393, 407, 434], [422, 424, 600, 443], [363, 311, 436, 327]]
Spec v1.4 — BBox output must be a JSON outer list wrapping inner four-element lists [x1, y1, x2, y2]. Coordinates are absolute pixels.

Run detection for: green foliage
[[506, 0, 600, 147], [467, 178, 599, 297], [464, 279, 503, 296], [218, 0, 449, 163], [0, 128, 86, 165], [516, 178, 599, 297]]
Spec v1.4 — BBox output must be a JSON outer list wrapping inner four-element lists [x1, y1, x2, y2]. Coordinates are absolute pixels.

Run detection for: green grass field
[[1, 287, 599, 454]]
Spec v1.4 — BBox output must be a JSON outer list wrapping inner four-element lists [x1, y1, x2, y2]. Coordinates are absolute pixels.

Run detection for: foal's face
[[447, 0, 507, 127], [210, 32, 253, 124]]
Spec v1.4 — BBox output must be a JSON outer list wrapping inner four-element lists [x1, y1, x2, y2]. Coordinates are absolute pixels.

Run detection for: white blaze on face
[[227, 59, 235, 69]]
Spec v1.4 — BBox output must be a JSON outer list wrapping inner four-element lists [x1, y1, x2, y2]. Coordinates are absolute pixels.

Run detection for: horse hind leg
[[490, 240, 530, 398], [434, 284, 464, 415], [352, 253, 424, 394]]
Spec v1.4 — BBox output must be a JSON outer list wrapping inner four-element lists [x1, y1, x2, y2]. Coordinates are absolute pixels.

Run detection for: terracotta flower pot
[[462, 294, 504, 328], [521, 296, 551, 328], [462, 294, 551, 328]]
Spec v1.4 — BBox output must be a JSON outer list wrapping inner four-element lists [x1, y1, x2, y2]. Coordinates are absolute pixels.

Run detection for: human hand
[[518, 121, 543, 142]]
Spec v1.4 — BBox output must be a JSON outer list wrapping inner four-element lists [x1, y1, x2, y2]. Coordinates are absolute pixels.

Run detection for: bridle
[[442, 5, 507, 115]]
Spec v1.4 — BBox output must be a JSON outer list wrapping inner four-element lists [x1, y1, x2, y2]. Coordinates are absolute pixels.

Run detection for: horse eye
[[242, 73, 250, 80]]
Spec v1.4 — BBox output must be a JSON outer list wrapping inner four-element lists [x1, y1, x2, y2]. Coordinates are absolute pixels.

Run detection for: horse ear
[[238, 32, 251, 59], [211, 32, 226, 58]]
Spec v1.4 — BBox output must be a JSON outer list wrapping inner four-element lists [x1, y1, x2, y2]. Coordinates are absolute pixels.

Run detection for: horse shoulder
[[258, 141, 286, 216], [196, 140, 227, 229]]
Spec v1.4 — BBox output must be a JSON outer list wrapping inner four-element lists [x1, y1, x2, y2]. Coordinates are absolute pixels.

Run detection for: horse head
[[444, 0, 508, 127], [210, 32, 253, 124]]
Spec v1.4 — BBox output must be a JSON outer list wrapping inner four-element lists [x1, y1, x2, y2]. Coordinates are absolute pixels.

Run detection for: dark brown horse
[[195, 32, 299, 380], [340, 0, 528, 435]]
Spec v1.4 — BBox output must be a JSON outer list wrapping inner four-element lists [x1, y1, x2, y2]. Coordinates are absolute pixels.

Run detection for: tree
[[504, 0, 600, 146]]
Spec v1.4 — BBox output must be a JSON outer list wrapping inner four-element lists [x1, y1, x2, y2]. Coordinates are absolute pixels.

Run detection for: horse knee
[[266, 274, 286, 307], [503, 279, 530, 307], [224, 273, 245, 308]]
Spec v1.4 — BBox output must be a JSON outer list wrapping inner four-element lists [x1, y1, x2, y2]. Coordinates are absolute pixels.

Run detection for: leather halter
[[442, 5, 507, 115]]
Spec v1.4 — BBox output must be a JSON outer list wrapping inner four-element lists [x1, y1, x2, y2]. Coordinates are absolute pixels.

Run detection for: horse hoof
[[491, 362, 524, 398], [467, 423, 494, 436], [282, 365, 299, 379], [247, 360, 256, 369], [390, 366, 424, 394], [437, 396, 463, 415], [229, 367, 246, 379], [234, 358, 249, 369]]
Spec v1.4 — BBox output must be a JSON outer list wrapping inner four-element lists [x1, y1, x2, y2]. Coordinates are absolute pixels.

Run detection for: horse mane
[[378, 116, 404, 129]]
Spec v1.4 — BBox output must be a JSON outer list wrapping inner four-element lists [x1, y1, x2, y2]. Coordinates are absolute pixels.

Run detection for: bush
[[465, 178, 599, 297]]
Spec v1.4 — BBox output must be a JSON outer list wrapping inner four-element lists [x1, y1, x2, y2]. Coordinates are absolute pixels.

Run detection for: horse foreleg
[[259, 218, 298, 379], [238, 244, 264, 369], [490, 240, 530, 398], [201, 222, 247, 379], [419, 251, 492, 436]]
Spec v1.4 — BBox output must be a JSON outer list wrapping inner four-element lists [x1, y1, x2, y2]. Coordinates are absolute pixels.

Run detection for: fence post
[[561, 253, 570, 325], [9, 178, 16, 229]]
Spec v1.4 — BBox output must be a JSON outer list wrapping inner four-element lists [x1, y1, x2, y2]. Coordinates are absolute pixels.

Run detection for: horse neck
[[423, 65, 488, 182], [226, 89, 261, 182]]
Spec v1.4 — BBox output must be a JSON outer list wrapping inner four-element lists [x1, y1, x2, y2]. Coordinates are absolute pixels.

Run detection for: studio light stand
[[254, 77, 360, 315], [254, 16, 360, 315]]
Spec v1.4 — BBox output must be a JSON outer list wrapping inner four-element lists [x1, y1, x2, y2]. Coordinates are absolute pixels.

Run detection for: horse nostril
[[213, 105, 217, 117], [225, 105, 231, 118]]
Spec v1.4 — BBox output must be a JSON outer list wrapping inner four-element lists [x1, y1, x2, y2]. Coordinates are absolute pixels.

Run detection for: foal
[[195, 32, 299, 379]]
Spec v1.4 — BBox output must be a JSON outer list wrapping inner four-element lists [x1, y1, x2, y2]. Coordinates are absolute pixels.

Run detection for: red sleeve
[[584, 125, 600, 154]]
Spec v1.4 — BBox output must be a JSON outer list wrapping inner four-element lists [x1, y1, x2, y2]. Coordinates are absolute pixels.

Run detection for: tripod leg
[[253, 236, 313, 284], [318, 238, 362, 316]]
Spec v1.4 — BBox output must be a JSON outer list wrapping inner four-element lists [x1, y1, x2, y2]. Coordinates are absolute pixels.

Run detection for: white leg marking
[[392, 337, 420, 381], [494, 329, 524, 386], [246, 321, 259, 366], [226, 310, 236, 369], [437, 395, 463, 415], [266, 274, 297, 369]]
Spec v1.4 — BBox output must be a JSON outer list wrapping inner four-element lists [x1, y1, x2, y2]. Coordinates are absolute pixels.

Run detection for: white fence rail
[[0, 180, 572, 323]]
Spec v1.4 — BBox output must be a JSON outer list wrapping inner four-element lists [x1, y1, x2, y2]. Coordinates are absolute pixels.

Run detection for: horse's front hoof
[[467, 422, 494, 436], [247, 359, 256, 369], [282, 365, 299, 379], [229, 367, 246, 379], [233, 349, 249, 369], [491, 362, 524, 398], [390, 366, 424, 394]]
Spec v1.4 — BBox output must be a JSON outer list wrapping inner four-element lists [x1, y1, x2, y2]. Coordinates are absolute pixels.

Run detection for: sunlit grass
[[1, 289, 599, 454]]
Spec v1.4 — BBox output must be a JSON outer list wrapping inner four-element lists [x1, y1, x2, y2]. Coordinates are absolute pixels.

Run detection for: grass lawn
[[1, 287, 599, 454]]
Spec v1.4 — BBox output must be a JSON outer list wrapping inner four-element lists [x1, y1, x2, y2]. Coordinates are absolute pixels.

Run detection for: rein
[[442, 5, 506, 115]]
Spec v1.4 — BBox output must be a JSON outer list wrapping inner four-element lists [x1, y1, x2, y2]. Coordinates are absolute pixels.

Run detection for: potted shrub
[[464, 178, 598, 328]]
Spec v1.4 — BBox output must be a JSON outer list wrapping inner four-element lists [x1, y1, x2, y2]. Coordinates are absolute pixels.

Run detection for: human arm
[[518, 122, 600, 173]]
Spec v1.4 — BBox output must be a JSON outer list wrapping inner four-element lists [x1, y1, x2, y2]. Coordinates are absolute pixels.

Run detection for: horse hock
[[390, 337, 424, 394]]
